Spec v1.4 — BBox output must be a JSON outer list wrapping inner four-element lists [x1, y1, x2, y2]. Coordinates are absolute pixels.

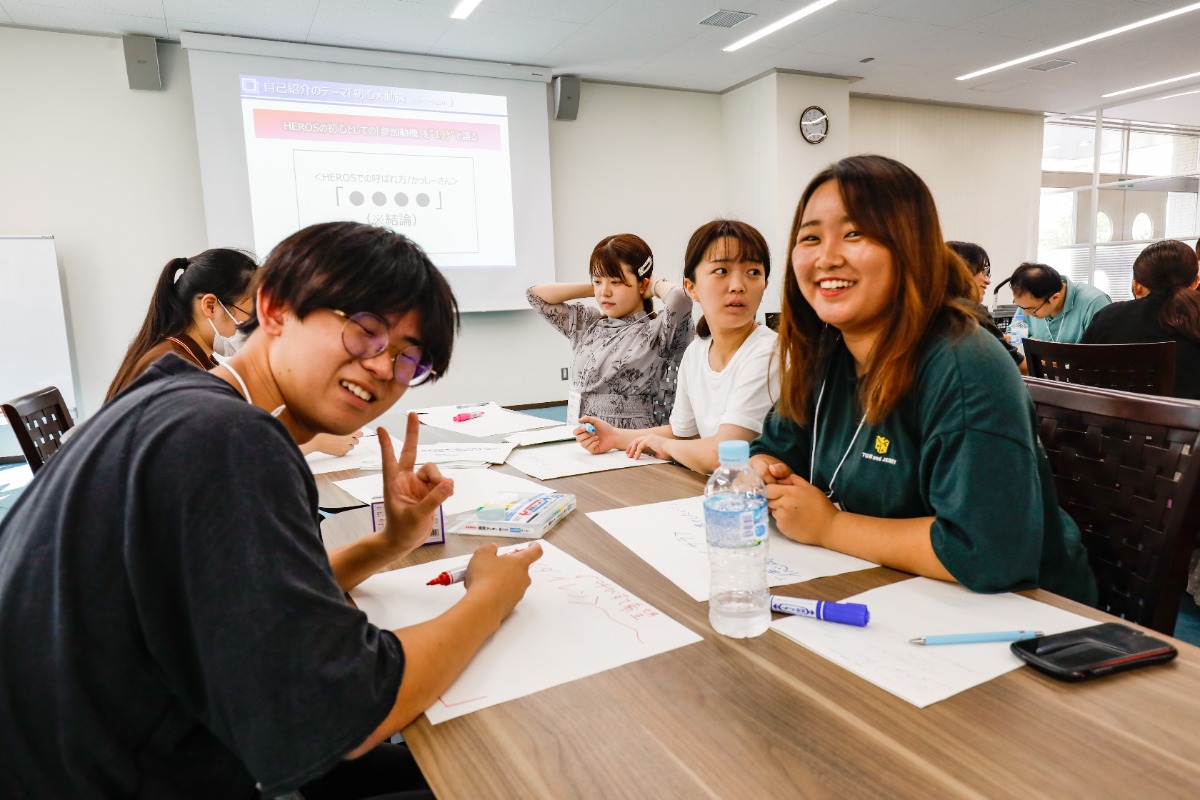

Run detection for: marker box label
[[371, 496, 446, 546]]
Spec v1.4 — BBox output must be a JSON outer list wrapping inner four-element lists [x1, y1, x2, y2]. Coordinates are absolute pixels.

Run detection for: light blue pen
[[584, 423, 596, 434], [909, 630, 1044, 645]]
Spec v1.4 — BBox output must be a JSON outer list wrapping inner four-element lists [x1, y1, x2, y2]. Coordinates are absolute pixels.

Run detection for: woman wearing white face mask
[[106, 249, 362, 457]]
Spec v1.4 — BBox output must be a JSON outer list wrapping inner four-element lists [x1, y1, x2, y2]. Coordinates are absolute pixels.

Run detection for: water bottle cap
[[1014, 307, 1025, 319], [718, 440, 750, 463]]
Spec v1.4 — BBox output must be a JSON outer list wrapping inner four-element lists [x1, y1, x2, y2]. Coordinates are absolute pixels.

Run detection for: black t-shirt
[[1080, 294, 1200, 400], [0, 356, 404, 798]]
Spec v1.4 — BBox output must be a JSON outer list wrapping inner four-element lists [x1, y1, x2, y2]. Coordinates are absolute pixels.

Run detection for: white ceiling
[[4, 0, 1200, 125]]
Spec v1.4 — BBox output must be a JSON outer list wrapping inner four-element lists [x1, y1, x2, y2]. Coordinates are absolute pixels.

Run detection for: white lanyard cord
[[222, 362, 252, 404], [810, 373, 867, 497]]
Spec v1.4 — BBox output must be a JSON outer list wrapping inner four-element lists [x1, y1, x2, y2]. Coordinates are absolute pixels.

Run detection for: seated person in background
[[1081, 239, 1200, 399], [0, 221, 542, 798], [998, 261, 1111, 344], [749, 154, 1096, 604], [527, 233, 693, 428], [105, 248, 361, 457], [576, 220, 777, 474], [946, 240, 1026, 374]]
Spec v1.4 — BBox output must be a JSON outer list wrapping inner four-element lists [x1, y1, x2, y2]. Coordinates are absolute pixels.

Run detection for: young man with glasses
[[999, 262, 1111, 344], [0, 221, 542, 799]]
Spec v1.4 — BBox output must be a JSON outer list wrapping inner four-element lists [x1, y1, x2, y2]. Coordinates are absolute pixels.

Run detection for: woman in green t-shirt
[[749, 154, 1096, 604]]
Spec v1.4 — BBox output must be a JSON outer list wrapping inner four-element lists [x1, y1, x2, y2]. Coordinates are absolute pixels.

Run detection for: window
[[1095, 212, 1113, 243], [1132, 212, 1154, 240], [1038, 189, 1076, 247]]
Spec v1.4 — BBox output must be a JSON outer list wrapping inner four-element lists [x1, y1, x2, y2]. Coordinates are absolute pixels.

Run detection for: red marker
[[453, 411, 484, 422], [426, 565, 468, 586]]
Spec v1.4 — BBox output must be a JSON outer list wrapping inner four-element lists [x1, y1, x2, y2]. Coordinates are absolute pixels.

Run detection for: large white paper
[[504, 424, 577, 447], [351, 541, 703, 723], [587, 496, 876, 601], [416, 402, 559, 437], [506, 440, 665, 480], [415, 442, 515, 465], [771, 577, 1100, 708], [304, 431, 381, 475], [334, 467, 549, 516]]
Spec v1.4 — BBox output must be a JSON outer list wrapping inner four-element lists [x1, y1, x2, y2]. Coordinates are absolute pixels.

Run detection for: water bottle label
[[704, 501, 767, 549]]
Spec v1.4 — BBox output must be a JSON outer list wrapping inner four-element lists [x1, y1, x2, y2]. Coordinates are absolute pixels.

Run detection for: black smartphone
[[1011, 622, 1178, 682]]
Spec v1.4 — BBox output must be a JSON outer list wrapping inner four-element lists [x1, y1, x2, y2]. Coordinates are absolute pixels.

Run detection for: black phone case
[[1011, 622, 1178, 682]]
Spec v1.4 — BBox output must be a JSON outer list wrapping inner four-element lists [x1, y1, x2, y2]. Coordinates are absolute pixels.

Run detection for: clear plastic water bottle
[[704, 440, 770, 638], [1009, 307, 1029, 347]]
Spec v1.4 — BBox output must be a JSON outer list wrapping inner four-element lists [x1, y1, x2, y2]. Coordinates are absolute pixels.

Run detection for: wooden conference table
[[318, 420, 1200, 799]]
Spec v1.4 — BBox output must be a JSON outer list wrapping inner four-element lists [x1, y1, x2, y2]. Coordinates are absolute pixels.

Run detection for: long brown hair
[[590, 233, 654, 315], [106, 249, 256, 402], [683, 219, 770, 338], [777, 155, 975, 425], [1134, 239, 1200, 343]]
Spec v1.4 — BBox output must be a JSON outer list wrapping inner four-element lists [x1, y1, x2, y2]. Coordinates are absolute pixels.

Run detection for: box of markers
[[450, 492, 576, 539], [370, 497, 446, 546]]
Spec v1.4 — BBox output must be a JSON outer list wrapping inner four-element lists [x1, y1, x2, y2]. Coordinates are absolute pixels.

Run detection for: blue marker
[[585, 423, 596, 434], [770, 596, 869, 627], [909, 630, 1044, 646]]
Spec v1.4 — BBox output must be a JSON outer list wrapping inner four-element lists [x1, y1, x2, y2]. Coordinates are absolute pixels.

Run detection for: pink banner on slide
[[253, 109, 501, 149]]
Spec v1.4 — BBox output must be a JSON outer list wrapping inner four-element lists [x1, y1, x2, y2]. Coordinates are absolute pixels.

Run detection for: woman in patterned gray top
[[528, 233, 694, 429]]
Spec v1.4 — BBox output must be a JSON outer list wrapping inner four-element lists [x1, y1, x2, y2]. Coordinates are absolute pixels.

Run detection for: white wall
[[0, 27, 208, 421], [849, 96, 1044, 306]]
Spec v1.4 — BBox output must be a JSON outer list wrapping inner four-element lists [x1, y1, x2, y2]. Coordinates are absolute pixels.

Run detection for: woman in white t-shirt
[[576, 220, 778, 474]]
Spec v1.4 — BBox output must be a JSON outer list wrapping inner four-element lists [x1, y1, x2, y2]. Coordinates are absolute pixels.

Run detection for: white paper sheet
[[505, 440, 665, 480], [333, 468, 549, 516], [504, 424, 577, 447], [587, 496, 876, 601], [416, 402, 559, 437], [415, 442, 515, 465], [350, 541, 703, 723], [304, 431, 382, 475], [771, 577, 1100, 708]]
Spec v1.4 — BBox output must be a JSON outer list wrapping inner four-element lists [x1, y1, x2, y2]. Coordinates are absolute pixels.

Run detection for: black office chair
[[2, 386, 74, 473], [1024, 377, 1200, 634], [1023, 339, 1176, 397], [650, 361, 680, 427]]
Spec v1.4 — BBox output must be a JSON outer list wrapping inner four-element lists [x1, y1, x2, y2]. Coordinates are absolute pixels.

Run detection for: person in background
[[946, 241, 1026, 373], [997, 262, 1111, 344], [0, 221, 542, 798], [749, 154, 1095, 604], [106, 249, 362, 457], [527, 233, 694, 428], [1081, 239, 1200, 399], [577, 220, 777, 474]]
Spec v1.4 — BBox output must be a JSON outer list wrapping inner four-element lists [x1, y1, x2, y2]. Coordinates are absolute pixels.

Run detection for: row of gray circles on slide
[[348, 191, 434, 207]]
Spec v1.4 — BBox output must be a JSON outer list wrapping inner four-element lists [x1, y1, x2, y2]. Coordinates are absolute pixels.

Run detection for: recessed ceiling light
[[724, 0, 841, 52], [451, 0, 484, 20], [956, 2, 1200, 81], [1102, 70, 1200, 98]]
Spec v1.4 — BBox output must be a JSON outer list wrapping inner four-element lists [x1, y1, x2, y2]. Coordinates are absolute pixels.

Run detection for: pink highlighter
[[453, 411, 484, 422]]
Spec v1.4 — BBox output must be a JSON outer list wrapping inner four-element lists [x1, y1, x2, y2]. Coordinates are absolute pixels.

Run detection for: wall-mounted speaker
[[123, 35, 162, 91], [553, 75, 580, 121]]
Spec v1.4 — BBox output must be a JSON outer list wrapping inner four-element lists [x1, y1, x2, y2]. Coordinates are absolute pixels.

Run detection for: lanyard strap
[[221, 362, 252, 403], [810, 373, 867, 497]]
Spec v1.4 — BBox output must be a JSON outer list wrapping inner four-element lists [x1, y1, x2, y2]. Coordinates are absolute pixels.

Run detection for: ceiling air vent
[[1028, 59, 1076, 72], [699, 10, 754, 28]]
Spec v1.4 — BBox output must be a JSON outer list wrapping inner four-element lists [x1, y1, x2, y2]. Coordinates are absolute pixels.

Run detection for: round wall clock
[[800, 105, 829, 144]]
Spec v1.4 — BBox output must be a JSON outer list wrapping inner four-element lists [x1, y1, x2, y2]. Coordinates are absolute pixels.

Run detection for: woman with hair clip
[[995, 261, 1110, 344], [749, 154, 1095, 603], [527, 233, 693, 428], [106, 249, 362, 456], [1081, 239, 1200, 399], [575, 220, 777, 474]]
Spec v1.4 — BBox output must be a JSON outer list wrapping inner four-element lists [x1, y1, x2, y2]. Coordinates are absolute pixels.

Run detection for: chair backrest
[[2, 386, 74, 473], [1024, 377, 1200, 633], [651, 361, 680, 427], [1023, 339, 1176, 397]]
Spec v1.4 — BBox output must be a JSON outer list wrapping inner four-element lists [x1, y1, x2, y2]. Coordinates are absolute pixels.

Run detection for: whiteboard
[[0, 236, 77, 413]]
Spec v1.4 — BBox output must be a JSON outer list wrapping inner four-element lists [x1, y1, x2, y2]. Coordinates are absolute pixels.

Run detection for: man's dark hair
[[995, 262, 1063, 300], [248, 221, 459, 379]]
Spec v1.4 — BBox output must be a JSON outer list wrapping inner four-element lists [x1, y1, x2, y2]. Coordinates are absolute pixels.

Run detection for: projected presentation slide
[[239, 75, 516, 269]]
